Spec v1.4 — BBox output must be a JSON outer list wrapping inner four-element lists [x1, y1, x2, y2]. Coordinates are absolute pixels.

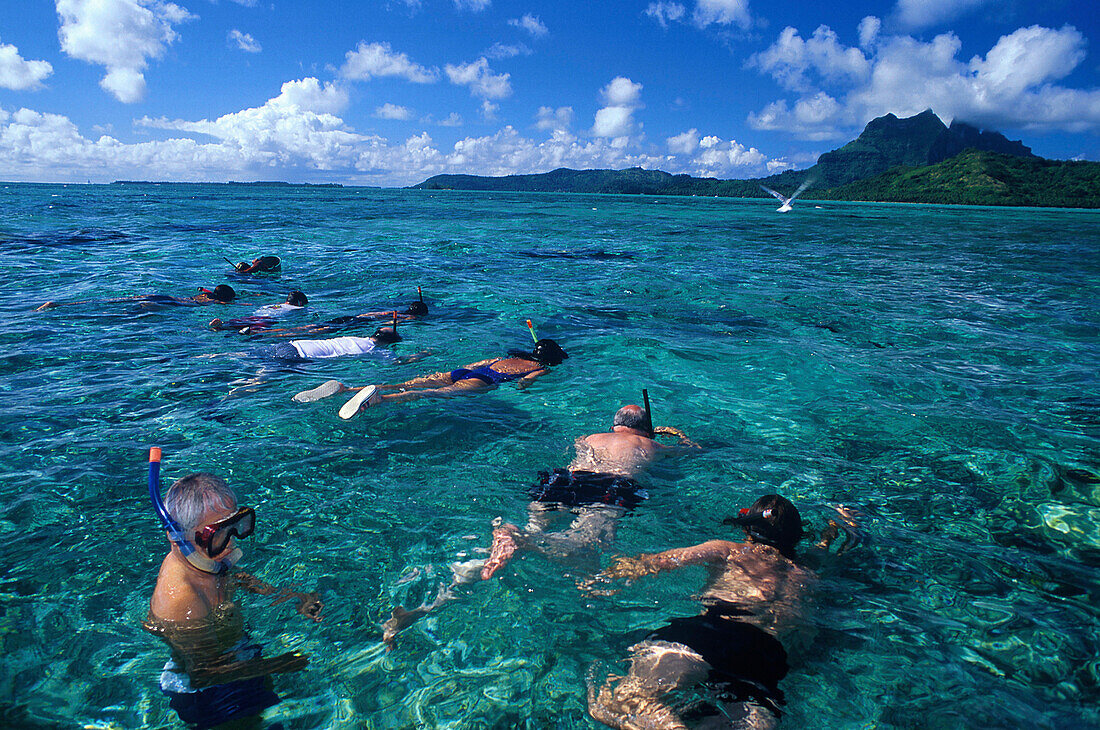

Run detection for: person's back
[[569, 405, 660, 478], [571, 430, 660, 478]]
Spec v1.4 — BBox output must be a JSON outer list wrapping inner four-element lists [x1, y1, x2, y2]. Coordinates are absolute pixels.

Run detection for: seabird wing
[[760, 185, 789, 204]]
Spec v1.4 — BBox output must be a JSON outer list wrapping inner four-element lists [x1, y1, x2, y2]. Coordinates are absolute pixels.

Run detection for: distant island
[[412, 110, 1100, 209], [110, 180, 345, 188]]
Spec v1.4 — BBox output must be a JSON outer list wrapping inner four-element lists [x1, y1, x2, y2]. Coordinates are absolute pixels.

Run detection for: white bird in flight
[[760, 179, 811, 212]]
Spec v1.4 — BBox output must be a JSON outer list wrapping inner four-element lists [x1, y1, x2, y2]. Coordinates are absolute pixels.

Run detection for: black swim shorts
[[528, 469, 648, 510], [645, 606, 788, 715]]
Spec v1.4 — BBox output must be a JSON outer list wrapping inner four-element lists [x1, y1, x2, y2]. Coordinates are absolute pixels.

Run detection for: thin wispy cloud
[[228, 29, 261, 53], [508, 14, 548, 37]]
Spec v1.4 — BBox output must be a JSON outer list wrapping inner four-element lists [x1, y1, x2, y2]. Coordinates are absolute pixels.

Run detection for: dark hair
[[212, 284, 236, 303], [531, 338, 568, 366], [612, 405, 648, 431], [406, 301, 428, 316], [372, 326, 401, 345], [286, 291, 308, 307], [727, 494, 803, 558]]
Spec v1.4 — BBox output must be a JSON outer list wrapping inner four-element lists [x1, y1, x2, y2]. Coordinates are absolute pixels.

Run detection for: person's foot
[[209, 318, 223, 330], [293, 379, 346, 403], [481, 522, 522, 579], [338, 385, 381, 419]]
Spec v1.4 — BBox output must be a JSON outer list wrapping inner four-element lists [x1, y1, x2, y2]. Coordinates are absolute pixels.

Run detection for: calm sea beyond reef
[[1, 182, 1098, 729]]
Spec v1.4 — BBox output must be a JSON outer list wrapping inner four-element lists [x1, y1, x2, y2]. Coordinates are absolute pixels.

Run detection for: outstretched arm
[[233, 572, 324, 622], [653, 425, 700, 449], [599, 540, 736, 582]]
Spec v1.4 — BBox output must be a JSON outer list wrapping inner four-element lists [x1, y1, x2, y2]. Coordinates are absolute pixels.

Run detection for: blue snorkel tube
[[148, 447, 235, 574]]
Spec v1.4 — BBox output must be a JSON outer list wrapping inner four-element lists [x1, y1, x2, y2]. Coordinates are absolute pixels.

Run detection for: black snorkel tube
[[148, 447, 237, 575], [223, 256, 239, 270], [642, 389, 655, 438]]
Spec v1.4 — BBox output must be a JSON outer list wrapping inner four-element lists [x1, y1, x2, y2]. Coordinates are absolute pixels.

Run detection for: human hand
[[295, 592, 324, 622], [35, 301, 57, 311], [608, 554, 656, 581]]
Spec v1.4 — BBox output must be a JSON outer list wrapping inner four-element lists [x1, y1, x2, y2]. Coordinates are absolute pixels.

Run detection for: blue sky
[[1, 0, 1097, 185]]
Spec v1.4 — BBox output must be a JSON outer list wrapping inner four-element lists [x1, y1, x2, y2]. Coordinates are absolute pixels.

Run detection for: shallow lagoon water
[[1, 183, 1098, 728]]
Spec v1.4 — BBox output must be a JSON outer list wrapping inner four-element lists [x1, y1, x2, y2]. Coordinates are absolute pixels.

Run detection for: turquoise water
[[1, 183, 1099, 729]]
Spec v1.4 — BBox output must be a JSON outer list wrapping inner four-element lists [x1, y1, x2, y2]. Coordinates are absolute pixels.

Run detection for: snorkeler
[[379, 402, 697, 649], [480, 401, 698, 580], [227, 255, 281, 274], [260, 321, 416, 363], [35, 284, 237, 311], [245, 287, 430, 338], [143, 448, 322, 729], [584, 495, 861, 730], [208, 290, 308, 333], [292, 336, 568, 420]]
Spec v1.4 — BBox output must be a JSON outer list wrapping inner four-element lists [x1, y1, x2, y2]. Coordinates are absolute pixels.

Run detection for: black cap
[[724, 494, 803, 556], [211, 284, 236, 302], [531, 338, 568, 366], [372, 326, 402, 344]]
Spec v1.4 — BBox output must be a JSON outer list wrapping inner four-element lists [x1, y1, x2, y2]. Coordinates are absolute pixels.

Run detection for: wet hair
[[612, 405, 649, 431], [211, 284, 236, 303], [531, 338, 568, 366], [726, 494, 803, 558], [372, 325, 402, 345], [286, 291, 308, 307], [406, 301, 428, 316], [165, 473, 237, 532]]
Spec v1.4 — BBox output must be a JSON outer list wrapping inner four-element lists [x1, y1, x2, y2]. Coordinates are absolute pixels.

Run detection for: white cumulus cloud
[[593, 77, 643, 139], [508, 14, 547, 37], [340, 41, 439, 83], [375, 103, 413, 120], [748, 25, 871, 92], [445, 57, 511, 99], [56, 0, 195, 103], [749, 20, 1100, 139], [690, 136, 767, 177], [667, 128, 699, 155], [0, 39, 53, 90], [228, 29, 260, 53], [536, 106, 573, 131]]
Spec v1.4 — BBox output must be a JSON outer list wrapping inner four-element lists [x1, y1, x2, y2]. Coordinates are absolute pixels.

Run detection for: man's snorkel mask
[[723, 494, 803, 558], [148, 447, 244, 575]]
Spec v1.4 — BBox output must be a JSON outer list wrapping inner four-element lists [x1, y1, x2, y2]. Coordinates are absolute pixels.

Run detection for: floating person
[[379, 401, 698, 649], [293, 336, 568, 420], [481, 401, 699, 580], [248, 287, 430, 338], [584, 494, 862, 730], [143, 448, 322, 730], [760, 179, 811, 212], [227, 255, 281, 274], [35, 285, 237, 311], [208, 291, 309, 333]]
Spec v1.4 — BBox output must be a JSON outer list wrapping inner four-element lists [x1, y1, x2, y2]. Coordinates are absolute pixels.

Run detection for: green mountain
[[815, 149, 1100, 208], [411, 110, 1099, 208]]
